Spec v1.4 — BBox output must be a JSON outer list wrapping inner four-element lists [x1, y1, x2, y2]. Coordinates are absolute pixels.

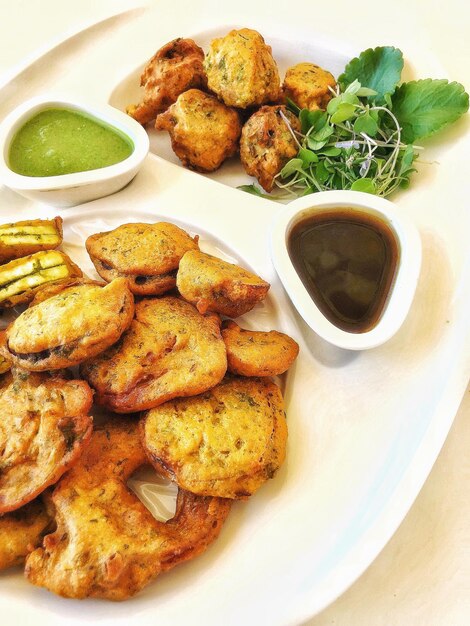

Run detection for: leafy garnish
[[238, 184, 278, 200], [339, 46, 404, 102], [391, 79, 469, 143]]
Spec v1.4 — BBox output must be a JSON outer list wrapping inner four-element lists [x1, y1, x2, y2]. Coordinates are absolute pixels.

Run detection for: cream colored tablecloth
[[0, 2, 468, 624]]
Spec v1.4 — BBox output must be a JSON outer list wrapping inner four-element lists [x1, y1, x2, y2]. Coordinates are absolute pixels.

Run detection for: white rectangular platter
[[0, 3, 469, 625]]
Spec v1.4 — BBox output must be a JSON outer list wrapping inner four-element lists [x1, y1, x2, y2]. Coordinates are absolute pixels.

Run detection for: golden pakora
[[283, 62, 336, 110], [1, 278, 134, 370], [204, 28, 280, 108], [0, 370, 93, 514], [142, 376, 288, 499], [81, 296, 227, 413], [0, 497, 53, 570], [0, 217, 63, 263], [221, 320, 299, 376], [86, 222, 199, 295], [240, 105, 301, 192], [127, 38, 207, 125], [0, 249, 82, 308], [28, 277, 105, 307], [155, 89, 241, 172], [25, 420, 231, 600], [176, 250, 270, 317]]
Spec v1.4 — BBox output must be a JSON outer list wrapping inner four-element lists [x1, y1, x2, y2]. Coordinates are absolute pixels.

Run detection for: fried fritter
[[0, 497, 53, 570], [283, 62, 336, 111], [0, 249, 82, 308], [221, 321, 299, 376], [127, 38, 207, 125], [155, 89, 241, 172], [86, 222, 199, 296], [0, 217, 63, 263], [176, 250, 270, 317], [1, 278, 134, 371], [240, 105, 301, 192], [0, 337, 11, 374], [204, 28, 280, 108], [81, 296, 227, 413], [28, 277, 105, 307], [25, 420, 231, 600], [0, 370, 93, 514], [142, 376, 287, 499]]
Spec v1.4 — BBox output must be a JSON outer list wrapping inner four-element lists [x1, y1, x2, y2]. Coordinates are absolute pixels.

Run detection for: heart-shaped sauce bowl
[[0, 95, 149, 208], [270, 190, 422, 350]]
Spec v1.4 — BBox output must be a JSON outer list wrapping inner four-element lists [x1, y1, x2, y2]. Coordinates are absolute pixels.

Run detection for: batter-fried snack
[[127, 38, 207, 125], [0, 249, 82, 308], [155, 89, 241, 172], [0, 217, 63, 264], [0, 370, 93, 514], [142, 376, 287, 499], [221, 321, 299, 376], [282, 62, 336, 111], [81, 296, 227, 413], [25, 420, 231, 600], [0, 497, 53, 570], [0, 336, 11, 374], [204, 28, 280, 108], [86, 222, 199, 296], [240, 105, 301, 192], [1, 278, 134, 371], [29, 277, 105, 307], [177, 250, 270, 317]]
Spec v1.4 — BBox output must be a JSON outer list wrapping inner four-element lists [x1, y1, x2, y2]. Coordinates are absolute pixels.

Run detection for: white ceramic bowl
[[0, 95, 149, 207], [270, 190, 422, 350]]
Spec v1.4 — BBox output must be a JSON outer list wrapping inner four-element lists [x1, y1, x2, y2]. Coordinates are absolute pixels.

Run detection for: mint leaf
[[391, 79, 469, 143], [339, 47, 404, 102], [354, 112, 379, 136], [351, 178, 377, 194]]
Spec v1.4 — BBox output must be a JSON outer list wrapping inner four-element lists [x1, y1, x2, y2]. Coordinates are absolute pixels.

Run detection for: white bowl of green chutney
[[0, 95, 150, 207]]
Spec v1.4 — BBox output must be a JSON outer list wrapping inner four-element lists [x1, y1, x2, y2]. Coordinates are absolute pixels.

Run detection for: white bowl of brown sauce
[[270, 191, 421, 350]]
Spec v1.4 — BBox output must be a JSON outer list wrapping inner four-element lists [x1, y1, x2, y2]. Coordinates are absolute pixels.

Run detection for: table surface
[[0, 2, 469, 624]]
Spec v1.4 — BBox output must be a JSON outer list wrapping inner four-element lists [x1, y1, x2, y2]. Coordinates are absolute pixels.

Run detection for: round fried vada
[[222, 320, 299, 376], [127, 38, 207, 125], [86, 222, 199, 296], [155, 89, 241, 172], [240, 105, 301, 192], [176, 250, 270, 317], [0, 369, 93, 514], [25, 420, 231, 600], [81, 296, 227, 413], [283, 62, 336, 111], [142, 376, 288, 499], [204, 28, 280, 108], [1, 278, 134, 370]]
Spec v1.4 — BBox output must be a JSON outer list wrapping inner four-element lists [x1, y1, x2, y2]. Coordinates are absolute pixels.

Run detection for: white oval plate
[[0, 6, 469, 626]]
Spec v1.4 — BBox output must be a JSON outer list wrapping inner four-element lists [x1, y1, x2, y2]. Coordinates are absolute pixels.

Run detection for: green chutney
[[8, 108, 134, 177]]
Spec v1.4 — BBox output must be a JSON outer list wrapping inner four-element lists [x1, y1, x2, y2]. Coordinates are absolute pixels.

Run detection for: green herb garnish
[[239, 46, 468, 200]]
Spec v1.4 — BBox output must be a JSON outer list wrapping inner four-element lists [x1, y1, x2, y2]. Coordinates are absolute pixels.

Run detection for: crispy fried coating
[[177, 250, 270, 317], [127, 38, 207, 125], [0, 497, 53, 570], [0, 335, 11, 374], [142, 377, 287, 499], [0, 249, 82, 308], [0, 370, 93, 514], [155, 89, 241, 172], [0, 217, 63, 263], [204, 28, 280, 109], [240, 105, 301, 192], [283, 62, 336, 111], [1, 278, 134, 371], [25, 420, 231, 600], [28, 277, 105, 307], [86, 222, 199, 296], [81, 296, 227, 413], [221, 321, 299, 376]]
